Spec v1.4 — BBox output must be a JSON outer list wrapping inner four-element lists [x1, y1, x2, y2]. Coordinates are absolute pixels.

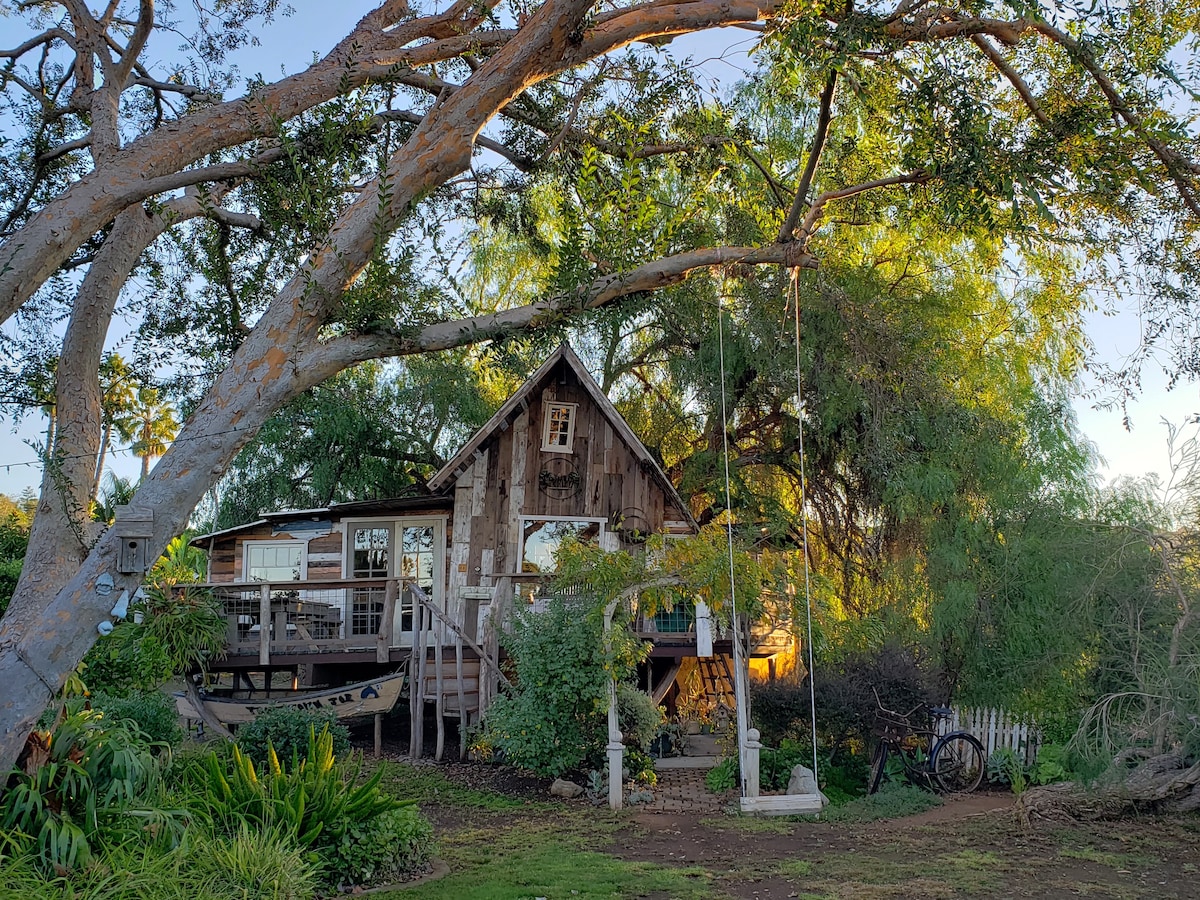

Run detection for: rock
[[550, 778, 584, 799], [787, 764, 829, 806]]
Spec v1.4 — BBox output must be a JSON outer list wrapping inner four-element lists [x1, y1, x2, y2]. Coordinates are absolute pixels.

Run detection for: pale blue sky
[[0, 4, 1193, 498]]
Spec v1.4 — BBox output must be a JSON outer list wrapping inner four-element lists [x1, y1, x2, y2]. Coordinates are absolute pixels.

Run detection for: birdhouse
[[114, 506, 154, 574]]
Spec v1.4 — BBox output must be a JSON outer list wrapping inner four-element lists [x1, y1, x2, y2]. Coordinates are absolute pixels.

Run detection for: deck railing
[[196, 578, 411, 665]]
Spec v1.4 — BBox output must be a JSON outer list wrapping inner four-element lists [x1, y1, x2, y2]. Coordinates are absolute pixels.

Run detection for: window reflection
[[521, 519, 600, 572]]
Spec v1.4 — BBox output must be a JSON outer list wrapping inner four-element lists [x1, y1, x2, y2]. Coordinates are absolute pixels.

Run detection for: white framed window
[[541, 401, 577, 453], [244, 540, 306, 583], [519, 516, 605, 573]]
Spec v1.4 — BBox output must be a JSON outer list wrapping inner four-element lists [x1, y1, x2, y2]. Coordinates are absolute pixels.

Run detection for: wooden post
[[607, 678, 624, 811], [410, 602, 426, 759], [434, 613, 445, 761], [455, 633, 467, 759], [258, 583, 271, 666], [478, 577, 510, 717], [743, 727, 762, 802], [378, 579, 398, 664], [374, 713, 383, 759], [604, 597, 624, 810]]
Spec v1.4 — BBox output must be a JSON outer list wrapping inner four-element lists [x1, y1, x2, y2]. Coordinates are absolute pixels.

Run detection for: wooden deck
[[198, 577, 408, 667]]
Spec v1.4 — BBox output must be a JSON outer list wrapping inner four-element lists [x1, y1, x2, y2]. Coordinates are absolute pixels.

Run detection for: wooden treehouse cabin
[[189, 345, 794, 757]]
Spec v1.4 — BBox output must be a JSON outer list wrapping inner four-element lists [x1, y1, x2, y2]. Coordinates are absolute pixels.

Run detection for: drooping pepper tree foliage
[[445, 61, 1112, 720], [0, 0, 1197, 773]]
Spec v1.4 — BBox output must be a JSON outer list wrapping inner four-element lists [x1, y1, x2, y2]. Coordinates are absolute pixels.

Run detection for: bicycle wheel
[[931, 733, 985, 793], [868, 741, 888, 795]]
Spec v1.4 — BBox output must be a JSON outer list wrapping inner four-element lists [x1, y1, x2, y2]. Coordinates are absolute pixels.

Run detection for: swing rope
[[715, 293, 749, 800], [790, 268, 822, 797]]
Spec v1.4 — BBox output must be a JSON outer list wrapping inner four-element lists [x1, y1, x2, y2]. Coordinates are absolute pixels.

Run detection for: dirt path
[[607, 791, 1199, 899]]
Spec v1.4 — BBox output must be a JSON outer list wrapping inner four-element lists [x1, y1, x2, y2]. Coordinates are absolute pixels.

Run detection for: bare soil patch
[[611, 794, 1200, 899]]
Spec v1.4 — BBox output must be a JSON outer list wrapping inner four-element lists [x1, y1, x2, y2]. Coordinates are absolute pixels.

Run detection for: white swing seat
[[740, 793, 826, 816]]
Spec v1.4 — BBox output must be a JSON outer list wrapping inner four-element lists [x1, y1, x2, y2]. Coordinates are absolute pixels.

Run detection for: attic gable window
[[541, 401, 577, 453]]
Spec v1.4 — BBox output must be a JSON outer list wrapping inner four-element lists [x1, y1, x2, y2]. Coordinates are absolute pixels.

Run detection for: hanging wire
[[790, 268, 822, 798], [715, 292, 748, 800]]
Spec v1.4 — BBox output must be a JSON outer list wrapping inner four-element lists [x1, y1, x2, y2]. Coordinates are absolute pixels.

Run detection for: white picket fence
[[935, 707, 1039, 765]]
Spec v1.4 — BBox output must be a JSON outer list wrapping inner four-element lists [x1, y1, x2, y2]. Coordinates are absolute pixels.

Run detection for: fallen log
[[1016, 752, 1200, 827]]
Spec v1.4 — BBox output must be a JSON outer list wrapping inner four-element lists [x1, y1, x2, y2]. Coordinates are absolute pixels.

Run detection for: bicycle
[[867, 695, 985, 795]]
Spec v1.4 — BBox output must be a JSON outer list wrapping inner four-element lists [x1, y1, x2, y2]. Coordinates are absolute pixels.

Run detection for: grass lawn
[[372, 761, 1200, 899]]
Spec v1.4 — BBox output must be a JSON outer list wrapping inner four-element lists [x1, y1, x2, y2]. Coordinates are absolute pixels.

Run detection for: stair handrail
[[408, 583, 512, 690]]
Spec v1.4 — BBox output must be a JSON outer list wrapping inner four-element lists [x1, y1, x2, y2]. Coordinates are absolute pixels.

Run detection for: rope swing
[[791, 268, 822, 799], [715, 294, 751, 798], [718, 268, 824, 814]]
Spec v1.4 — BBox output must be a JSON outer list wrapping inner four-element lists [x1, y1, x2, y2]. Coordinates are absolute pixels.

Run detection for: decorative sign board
[[538, 457, 583, 498]]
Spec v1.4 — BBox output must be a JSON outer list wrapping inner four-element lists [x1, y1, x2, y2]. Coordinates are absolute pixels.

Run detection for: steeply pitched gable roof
[[428, 344, 697, 529]]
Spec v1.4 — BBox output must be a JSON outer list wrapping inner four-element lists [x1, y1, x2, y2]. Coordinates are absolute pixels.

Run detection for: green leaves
[[0, 701, 170, 875], [481, 595, 649, 777]]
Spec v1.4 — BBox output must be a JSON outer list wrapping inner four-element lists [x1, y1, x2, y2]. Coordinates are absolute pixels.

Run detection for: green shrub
[[234, 705, 350, 765], [0, 826, 321, 900], [0, 700, 179, 875], [751, 642, 941, 759], [757, 740, 810, 791], [705, 744, 865, 801], [185, 726, 431, 888], [80, 585, 226, 697], [82, 627, 174, 696], [1030, 743, 1070, 785], [617, 683, 664, 754], [0, 518, 29, 619], [986, 747, 1027, 792], [0, 557, 22, 619], [705, 757, 737, 792], [482, 596, 648, 777], [190, 728, 394, 842], [325, 805, 433, 887], [749, 680, 812, 746], [93, 690, 183, 748], [817, 751, 868, 804], [816, 782, 942, 823]]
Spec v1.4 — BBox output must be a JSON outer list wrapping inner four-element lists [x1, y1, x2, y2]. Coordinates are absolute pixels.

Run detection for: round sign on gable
[[538, 457, 583, 499]]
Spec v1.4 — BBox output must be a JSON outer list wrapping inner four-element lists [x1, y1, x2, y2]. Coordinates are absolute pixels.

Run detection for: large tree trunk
[[0, 2, 497, 324]]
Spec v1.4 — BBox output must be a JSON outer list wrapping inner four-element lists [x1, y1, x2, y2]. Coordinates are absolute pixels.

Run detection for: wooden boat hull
[[175, 671, 406, 726]]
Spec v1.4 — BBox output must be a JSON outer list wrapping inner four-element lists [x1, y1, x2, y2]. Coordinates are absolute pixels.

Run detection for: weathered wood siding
[[204, 505, 454, 588], [446, 358, 691, 625]]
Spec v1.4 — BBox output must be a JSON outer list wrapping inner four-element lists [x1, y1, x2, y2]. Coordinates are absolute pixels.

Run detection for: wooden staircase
[[674, 653, 737, 726]]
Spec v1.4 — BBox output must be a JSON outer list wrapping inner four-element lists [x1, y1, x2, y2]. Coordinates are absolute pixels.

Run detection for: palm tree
[[92, 472, 136, 525], [115, 387, 179, 480], [91, 353, 137, 502]]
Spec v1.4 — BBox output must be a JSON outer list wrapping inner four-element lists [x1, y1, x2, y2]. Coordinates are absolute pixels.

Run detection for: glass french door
[[399, 523, 437, 636], [350, 526, 390, 636], [347, 520, 442, 645]]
